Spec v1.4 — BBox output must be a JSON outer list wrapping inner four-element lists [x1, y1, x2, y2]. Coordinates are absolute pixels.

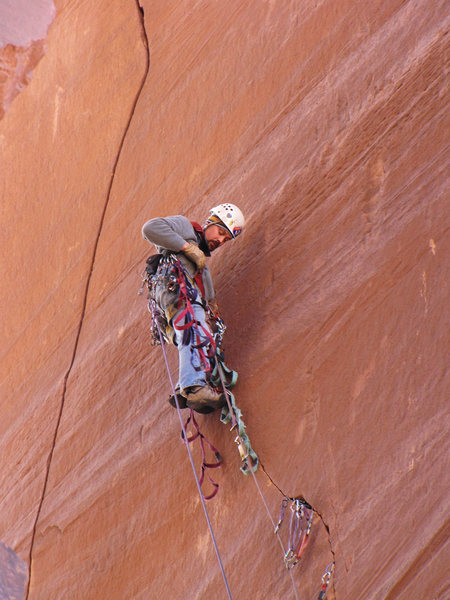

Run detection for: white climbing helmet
[[207, 203, 245, 238]]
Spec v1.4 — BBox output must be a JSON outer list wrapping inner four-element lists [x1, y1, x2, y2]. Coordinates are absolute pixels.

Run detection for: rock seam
[[24, 3, 150, 598]]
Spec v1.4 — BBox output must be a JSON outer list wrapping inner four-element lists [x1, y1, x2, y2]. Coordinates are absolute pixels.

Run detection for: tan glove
[[183, 243, 206, 270]]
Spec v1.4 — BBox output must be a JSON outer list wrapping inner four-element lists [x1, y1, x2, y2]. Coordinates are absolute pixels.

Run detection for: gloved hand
[[183, 243, 206, 270]]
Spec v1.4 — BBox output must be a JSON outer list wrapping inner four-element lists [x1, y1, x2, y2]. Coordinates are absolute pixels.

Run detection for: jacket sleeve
[[142, 216, 195, 251], [202, 265, 215, 300], [142, 215, 215, 300]]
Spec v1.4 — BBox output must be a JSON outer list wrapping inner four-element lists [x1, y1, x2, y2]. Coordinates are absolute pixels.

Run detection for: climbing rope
[[152, 308, 233, 600], [212, 358, 300, 600]]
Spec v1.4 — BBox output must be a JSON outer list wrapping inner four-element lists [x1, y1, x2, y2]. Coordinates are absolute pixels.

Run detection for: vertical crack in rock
[[24, 3, 150, 598], [313, 506, 337, 599], [260, 461, 337, 598]]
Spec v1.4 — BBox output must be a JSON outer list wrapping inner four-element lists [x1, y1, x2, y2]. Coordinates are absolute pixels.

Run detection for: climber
[[142, 203, 245, 412]]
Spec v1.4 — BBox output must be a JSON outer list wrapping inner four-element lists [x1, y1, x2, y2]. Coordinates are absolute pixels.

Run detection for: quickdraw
[[317, 562, 334, 599], [274, 497, 289, 534], [275, 497, 314, 569], [140, 253, 178, 345]]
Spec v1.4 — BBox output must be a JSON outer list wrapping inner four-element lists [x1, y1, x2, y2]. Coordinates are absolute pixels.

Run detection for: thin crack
[[25, 4, 150, 597], [313, 506, 337, 599]]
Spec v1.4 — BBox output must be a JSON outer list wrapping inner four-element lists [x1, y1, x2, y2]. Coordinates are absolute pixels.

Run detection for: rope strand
[[155, 318, 233, 600], [215, 361, 299, 600]]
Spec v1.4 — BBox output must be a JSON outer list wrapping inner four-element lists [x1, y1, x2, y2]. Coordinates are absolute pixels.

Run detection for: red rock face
[[1, 1, 448, 599]]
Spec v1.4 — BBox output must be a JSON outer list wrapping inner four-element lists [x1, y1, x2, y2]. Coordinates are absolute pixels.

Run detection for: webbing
[[211, 361, 258, 475], [181, 409, 222, 500], [171, 259, 216, 373]]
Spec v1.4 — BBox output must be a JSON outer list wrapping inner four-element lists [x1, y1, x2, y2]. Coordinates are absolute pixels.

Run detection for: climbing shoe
[[184, 385, 226, 412]]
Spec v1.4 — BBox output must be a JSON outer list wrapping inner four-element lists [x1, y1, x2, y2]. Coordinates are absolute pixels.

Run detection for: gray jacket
[[142, 216, 215, 312]]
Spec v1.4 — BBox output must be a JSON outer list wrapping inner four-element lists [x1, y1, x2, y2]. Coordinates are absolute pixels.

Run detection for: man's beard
[[207, 240, 220, 251], [198, 235, 212, 256]]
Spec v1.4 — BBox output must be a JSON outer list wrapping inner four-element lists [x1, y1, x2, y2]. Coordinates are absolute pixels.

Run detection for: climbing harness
[[317, 562, 334, 599], [274, 497, 315, 569]]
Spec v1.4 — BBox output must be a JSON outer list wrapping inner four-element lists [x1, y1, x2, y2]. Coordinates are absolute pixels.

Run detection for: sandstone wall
[[1, 1, 448, 599]]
